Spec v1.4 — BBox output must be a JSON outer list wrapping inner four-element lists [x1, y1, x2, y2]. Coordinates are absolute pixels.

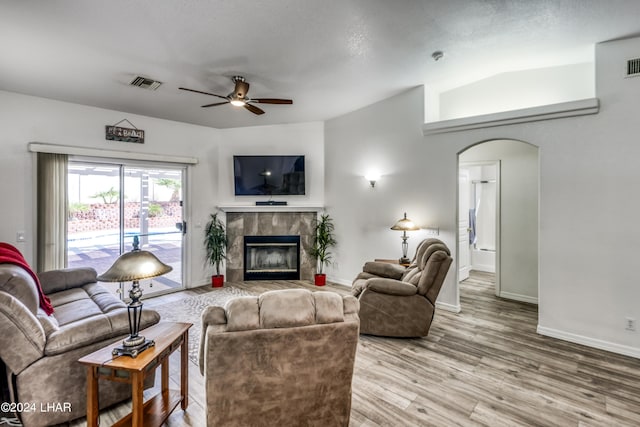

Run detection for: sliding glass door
[[67, 160, 186, 299]]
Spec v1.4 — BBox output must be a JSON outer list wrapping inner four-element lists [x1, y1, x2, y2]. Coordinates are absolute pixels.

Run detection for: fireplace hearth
[[244, 235, 301, 280]]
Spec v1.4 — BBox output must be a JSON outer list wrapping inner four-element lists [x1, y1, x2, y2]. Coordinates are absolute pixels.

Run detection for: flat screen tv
[[233, 155, 305, 196]]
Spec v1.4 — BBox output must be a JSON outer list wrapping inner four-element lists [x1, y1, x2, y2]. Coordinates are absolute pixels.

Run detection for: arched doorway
[[457, 139, 539, 310]]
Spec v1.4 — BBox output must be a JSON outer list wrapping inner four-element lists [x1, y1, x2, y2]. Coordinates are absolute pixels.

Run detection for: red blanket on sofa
[[0, 242, 54, 315]]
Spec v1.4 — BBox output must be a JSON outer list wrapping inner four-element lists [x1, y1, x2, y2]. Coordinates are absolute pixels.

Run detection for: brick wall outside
[[68, 202, 182, 234]]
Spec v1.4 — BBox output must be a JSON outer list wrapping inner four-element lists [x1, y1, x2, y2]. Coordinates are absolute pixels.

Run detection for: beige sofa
[[352, 238, 452, 337], [199, 289, 360, 427], [0, 263, 160, 426]]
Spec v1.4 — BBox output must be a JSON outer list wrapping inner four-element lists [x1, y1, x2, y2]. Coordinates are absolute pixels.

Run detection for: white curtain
[[37, 153, 68, 272]]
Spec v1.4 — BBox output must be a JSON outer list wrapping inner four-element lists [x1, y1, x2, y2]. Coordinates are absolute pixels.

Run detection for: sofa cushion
[[313, 291, 345, 324], [37, 307, 60, 335], [38, 267, 97, 295], [53, 295, 106, 326], [44, 283, 160, 356], [46, 315, 114, 356], [49, 283, 129, 322], [223, 290, 351, 332], [401, 267, 422, 285], [225, 296, 260, 332], [259, 289, 316, 328]]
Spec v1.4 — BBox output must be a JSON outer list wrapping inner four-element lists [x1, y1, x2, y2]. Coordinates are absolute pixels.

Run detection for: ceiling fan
[[179, 76, 293, 115]]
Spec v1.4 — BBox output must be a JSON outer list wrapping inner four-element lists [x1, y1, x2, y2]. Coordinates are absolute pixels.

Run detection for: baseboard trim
[[189, 279, 211, 289], [537, 325, 640, 359], [436, 301, 461, 313], [471, 264, 495, 273], [499, 291, 538, 305], [327, 276, 352, 287]]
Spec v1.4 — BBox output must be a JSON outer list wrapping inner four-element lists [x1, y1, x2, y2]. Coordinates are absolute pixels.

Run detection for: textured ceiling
[[1, 0, 639, 129]]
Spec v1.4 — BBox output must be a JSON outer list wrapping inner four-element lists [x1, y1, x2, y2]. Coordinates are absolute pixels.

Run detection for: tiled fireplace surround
[[225, 211, 317, 282]]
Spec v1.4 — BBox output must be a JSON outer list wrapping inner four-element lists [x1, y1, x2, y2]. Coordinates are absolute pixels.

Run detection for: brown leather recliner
[[352, 238, 452, 337], [199, 289, 360, 427]]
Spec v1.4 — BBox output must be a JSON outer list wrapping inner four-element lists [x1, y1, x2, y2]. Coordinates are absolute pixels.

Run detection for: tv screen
[[234, 155, 305, 196]]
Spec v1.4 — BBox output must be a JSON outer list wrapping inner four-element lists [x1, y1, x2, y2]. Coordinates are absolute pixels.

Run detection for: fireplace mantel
[[218, 204, 324, 213]]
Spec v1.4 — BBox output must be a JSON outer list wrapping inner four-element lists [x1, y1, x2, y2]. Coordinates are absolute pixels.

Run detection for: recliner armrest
[[200, 306, 227, 375], [362, 262, 406, 280], [0, 293, 45, 374], [366, 278, 417, 296]]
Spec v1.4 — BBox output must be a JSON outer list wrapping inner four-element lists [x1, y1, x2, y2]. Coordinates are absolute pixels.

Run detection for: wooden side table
[[79, 322, 192, 427]]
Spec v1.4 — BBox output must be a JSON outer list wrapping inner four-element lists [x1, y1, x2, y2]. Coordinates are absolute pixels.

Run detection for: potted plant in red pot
[[310, 213, 337, 286], [204, 212, 227, 287]]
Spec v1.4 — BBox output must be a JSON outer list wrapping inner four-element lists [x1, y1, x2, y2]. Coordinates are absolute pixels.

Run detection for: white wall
[[460, 140, 539, 303], [216, 122, 325, 206], [0, 90, 219, 287], [326, 36, 640, 357], [324, 86, 455, 300], [434, 63, 595, 121], [0, 91, 326, 287]]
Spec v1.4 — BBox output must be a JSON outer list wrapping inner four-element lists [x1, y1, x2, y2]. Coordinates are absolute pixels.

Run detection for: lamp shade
[[390, 212, 419, 231], [97, 250, 172, 282]]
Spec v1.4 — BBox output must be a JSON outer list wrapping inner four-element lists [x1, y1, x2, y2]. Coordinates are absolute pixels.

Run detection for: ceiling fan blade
[[251, 98, 293, 105], [243, 103, 265, 115], [179, 87, 228, 101], [201, 101, 229, 108]]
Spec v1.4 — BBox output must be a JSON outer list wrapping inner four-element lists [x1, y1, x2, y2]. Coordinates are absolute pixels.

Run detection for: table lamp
[[97, 236, 172, 357], [390, 212, 420, 264]]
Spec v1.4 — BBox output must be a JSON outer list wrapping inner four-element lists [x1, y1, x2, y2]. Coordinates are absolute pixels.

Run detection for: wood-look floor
[[69, 272, 640, 426]]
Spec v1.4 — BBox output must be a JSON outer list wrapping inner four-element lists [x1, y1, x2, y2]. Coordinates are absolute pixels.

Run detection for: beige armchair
[[199, 289, 360, 427], [352, 238, 452, 337]]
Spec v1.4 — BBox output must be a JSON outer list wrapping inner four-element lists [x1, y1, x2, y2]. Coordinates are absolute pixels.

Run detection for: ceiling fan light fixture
[[180, 75, 289, 115]]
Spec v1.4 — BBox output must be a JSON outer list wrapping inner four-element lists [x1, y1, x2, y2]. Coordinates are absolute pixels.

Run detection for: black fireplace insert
[[243, 235, 301, 280]]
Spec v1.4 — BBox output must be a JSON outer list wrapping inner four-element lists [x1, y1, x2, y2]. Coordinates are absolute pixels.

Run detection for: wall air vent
[[626, 58, 640, 77], [129, 76, 162, 90]]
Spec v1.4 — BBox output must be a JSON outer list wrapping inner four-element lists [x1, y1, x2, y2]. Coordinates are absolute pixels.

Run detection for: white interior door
[[458, 168, 471, 282]]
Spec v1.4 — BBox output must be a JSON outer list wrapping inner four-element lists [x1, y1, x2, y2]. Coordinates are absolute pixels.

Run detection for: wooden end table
[[78, 322, 192, 427]]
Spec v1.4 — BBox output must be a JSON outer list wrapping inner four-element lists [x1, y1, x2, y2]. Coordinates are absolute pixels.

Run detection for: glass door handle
[[175, 221, 187, 234]]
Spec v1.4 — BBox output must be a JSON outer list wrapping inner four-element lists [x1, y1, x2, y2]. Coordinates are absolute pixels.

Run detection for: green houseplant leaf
[[204, 212, 227, 276], [310, 214, 337, 275]]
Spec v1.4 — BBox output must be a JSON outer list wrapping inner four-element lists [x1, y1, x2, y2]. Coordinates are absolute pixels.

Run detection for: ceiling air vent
[[129, 76, 162, 90], [626, 58, 640, 77]]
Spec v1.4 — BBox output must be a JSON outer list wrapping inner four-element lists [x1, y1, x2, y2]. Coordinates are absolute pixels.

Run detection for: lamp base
[[399, 257, 411, 265], [112, 339, 155, 358]]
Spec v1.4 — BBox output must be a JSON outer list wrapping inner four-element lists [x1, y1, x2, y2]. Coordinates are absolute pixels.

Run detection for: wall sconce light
[[364, 173, 380, 188]]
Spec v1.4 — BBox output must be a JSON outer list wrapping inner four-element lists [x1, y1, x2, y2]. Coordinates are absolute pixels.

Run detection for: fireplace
[[244, 235, 301, 280], [225, 211, 316, 282]]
